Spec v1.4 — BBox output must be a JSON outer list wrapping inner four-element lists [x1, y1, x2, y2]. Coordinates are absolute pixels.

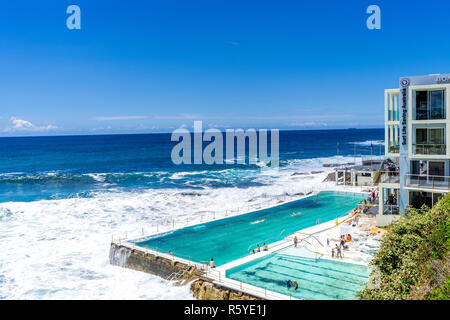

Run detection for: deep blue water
[[0, 129, 383, 202]]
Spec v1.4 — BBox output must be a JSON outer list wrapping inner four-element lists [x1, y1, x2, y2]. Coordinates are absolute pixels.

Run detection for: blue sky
[[1, 0, 450, 136]]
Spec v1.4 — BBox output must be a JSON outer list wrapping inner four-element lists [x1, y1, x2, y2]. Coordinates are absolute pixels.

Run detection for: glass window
[[429, 90, 445, 119], [429, 128, 444, 144], [414, 90, 446, 120], [416, 128, 427, 144], [415, 91, 428, 120]]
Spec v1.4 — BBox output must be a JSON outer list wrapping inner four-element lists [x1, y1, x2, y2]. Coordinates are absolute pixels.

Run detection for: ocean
[[0, 129, 383, 299]]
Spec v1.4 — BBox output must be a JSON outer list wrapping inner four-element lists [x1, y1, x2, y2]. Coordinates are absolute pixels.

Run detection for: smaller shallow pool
[[226, 246, 370, 300]]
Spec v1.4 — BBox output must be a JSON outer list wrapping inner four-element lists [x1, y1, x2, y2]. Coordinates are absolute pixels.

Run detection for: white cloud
[[10, 117, 34, 129], [207, 124, 231, 129], [289, 122, 328, 127], [4, 117, 58, 132], [93, 116, 149, 121]]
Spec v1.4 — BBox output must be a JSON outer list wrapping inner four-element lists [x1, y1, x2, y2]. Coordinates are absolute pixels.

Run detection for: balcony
[[383, 204, 399, 215], [380, 171, 400, 184], [388, 110, 399, 121], [412, 144, 446, 156], [405, 174, 450, 191], [388, 143, 399, 154], [415, 108, 445, 120]]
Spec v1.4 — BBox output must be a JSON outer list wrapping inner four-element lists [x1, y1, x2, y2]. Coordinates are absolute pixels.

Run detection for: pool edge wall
[[190, 279, 261, 300], [109, 242, 262, 300], [109, 242, 194, 280]]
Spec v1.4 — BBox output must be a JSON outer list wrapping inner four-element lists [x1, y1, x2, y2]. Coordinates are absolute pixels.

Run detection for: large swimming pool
[[134, 191, 365, 266], [227, 246, 370, 300]]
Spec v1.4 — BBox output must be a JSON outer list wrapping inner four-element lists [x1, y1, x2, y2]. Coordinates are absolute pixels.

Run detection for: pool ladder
[[167, 265, 194, 282]]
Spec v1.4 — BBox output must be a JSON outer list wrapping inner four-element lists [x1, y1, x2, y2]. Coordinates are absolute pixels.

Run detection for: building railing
[[414, 108, 445, 121], [412, 144, 446, 155], [388, 110, 399, 121], [405, 174, 450, 191], [380, 171, 400, 184], [383, 204, 399, 215], [388, 144, 399, 154]]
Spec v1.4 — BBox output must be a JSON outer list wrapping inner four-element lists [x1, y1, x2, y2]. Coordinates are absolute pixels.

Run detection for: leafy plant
[[358, 195, 449, 300]]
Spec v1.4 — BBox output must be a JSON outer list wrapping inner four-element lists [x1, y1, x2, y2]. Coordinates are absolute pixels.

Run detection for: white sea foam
[[0, 155, 361, 299], [349, 140, 385, 146]]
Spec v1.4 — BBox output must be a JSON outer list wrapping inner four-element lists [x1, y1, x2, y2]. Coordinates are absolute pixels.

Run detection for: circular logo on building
[[400, 78, 410, 87]]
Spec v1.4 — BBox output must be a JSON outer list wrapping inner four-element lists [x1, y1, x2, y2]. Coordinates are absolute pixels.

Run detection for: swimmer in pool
[[286, 280, 292, 289], [293, 280, 298, 290]]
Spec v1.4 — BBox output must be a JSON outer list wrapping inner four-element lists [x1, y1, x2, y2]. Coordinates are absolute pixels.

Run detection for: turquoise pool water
[[226, 246, 370, 300], [134, 191, 365, 266]]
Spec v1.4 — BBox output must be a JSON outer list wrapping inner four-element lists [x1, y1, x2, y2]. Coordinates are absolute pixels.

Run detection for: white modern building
[[379, 74, 450, 221]]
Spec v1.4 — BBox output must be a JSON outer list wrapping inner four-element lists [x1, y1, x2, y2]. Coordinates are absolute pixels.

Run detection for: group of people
[[329, 234, 352, 259], [286, 279, 298, 291], [251, 243, 269, 254]]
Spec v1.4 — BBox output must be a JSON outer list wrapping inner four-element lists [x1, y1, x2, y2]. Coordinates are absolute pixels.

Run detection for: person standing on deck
[[293, 236, 298, 248], [209, 258, 215, 268]]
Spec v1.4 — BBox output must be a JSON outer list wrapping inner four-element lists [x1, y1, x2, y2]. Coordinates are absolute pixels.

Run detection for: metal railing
[[388, 144, 399, 154], [205, 268, 295, 300], [111, 189, 321, 245], [383, 204, 399, 215], [247, 229, 286, 252], [414, 108, 445, 121], [412, 144, 446, 155], [405, 174, 450, 191], [380, 171, 400, 184], [388, 110, 399, 121]]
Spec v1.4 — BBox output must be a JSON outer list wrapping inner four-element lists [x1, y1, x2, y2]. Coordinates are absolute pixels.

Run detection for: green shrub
[[358, 194, 450, 300]]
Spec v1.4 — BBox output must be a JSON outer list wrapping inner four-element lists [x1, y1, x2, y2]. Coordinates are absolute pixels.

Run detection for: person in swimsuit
[[263, 243, 268, 251], [293, 280, 298, 290], [210, 258, 215, 268], [257, 244, 261, 252], [336, 244, 341, 258], [293, 236, 298, 248], [286, 280, 292, 289]]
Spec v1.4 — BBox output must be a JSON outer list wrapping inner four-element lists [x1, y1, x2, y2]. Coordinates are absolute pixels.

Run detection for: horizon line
[[0, 127, 384, 139]]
